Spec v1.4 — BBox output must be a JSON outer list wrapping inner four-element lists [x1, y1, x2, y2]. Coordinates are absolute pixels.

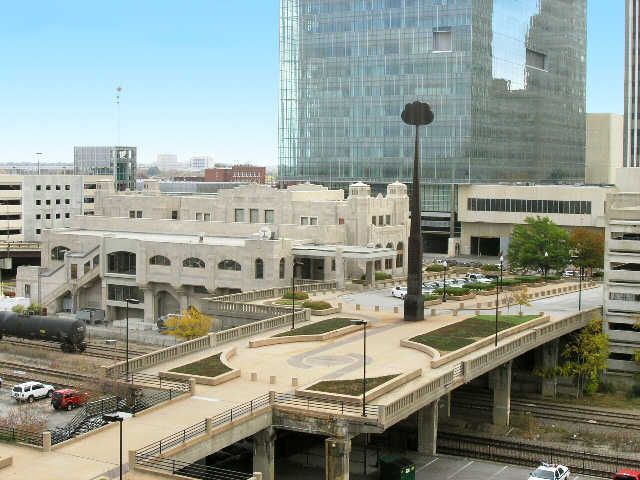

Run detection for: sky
[[0, 1, 625, 167]]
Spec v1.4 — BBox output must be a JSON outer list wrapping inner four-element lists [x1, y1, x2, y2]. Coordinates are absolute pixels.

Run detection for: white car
[[528, 463, 570, 480], [11, 381, 55, 403], [465, 273, 494, 284], [391, 286, 407, 299]]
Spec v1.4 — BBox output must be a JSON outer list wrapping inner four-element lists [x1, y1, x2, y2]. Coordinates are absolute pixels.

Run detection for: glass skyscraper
[[279, 0, 586, 211]]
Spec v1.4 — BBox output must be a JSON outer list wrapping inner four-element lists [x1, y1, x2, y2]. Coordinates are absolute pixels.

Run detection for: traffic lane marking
[[415, 456, 439, 472], [447, 460, 474, 478]]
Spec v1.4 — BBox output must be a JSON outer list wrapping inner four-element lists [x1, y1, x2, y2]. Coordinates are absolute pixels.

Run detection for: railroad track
[[452, 390, 640, 431], [0, 360, 94, 385], [1, 338, 151, 360]]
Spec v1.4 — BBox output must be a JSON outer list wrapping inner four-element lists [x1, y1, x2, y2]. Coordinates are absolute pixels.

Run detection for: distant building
[[189, 155, 212, 170], [626, 0, 640, 167], [156, 154, 181, 171], [0, 174, 110, 242], [74, 146, 137, 191], [204, 165, 266, 184], [586, 113, 623, 184]]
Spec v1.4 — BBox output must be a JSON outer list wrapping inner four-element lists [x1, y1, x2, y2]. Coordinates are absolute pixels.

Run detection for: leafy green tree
[[508, 216, 570, 275], [559, 316, 609, 397], [569, 227, 604, 272]]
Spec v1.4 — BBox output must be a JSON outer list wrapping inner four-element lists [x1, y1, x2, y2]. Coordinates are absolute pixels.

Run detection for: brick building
[[204, 165, 266, 184]]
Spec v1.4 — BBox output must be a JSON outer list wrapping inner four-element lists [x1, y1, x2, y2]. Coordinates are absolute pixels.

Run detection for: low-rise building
[[17, 181, 409, 322], [455, 184, 614, 257], [204, 165, 266, 184]]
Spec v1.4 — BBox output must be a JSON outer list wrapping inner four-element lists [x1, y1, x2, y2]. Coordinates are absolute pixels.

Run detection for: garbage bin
[[379, 455, 416, 480]]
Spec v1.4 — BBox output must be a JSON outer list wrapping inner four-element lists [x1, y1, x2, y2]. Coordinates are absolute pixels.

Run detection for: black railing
[[274, 392, 380, 418], [120, 372, 191, 392], [437, 432, 640, 478], [0, 424, 43, 447], [148, 457, 251, 480], [51, 396, 119, 444]]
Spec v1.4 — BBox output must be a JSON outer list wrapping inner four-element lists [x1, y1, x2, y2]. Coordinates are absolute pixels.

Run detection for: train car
[[0, 312, 87, 352]]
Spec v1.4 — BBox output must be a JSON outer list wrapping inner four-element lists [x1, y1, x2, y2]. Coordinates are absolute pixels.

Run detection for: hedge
[[302, 300, 333, 310], [423, 294, 441, 301], [465, 282, 497, 291], [480, 264, 500, 272], [282, 290, 309, 300], [425, 264, 445, 272], [433, 287, 470, 296], [375, 272, 392, 280]]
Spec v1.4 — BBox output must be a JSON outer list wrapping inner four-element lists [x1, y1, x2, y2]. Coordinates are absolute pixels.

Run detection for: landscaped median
[[401, 314, 549, 368], [249, 317, 363, 348], [295, 369, 422, 404], [159, 347, 240, 385]]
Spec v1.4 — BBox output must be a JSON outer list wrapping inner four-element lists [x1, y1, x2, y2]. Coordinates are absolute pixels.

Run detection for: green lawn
[[170, 353, 231, 377], [274, 318, 357, 337], [307, 375, 398, 396], [410, 314, 538, 353]]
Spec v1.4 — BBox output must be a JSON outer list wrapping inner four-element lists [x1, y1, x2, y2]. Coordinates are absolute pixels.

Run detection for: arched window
[[218, 259, 241, 271], [183, 257, 205, 268], [107, 251, 136, 274], [255, 258, 264, 279], [396, 242, 404, 268], [149, 255, 171, 266], [51, 246, 70, 261], [279, 258, 285, 279]]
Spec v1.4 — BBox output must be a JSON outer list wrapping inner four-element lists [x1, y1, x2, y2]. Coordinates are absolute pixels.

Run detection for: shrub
[[282, 290, 309, 301], [425, 264, 445, 272], [592, 271, 604, 278], [514, 275, 544, 283], [433, 287, 471, 296], [375, 271, 391, 280], [423, 294, 440, 301], [302, 300, 332, 310], [465, 282, 497, 291], [499, 278, 522, 287], [597, 381, 617, 394], [628, 383, 640, 399], [546, 274, 561, 281], [3, 291, 15, 297], [481, 263, 500, 272]]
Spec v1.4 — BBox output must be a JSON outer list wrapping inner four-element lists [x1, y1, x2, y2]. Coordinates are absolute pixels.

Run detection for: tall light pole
[[442, 260, 448, 302], [401, 101, 434, 321], [102, 412, 131, 480], [125, 297, 140, 379], [495, 255, 503, 347], [543, 251, 549, 281], [291, 260, 303, 330]]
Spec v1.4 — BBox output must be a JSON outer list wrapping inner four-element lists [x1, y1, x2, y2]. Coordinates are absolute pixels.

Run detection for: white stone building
[[17, 181, 409, 322]]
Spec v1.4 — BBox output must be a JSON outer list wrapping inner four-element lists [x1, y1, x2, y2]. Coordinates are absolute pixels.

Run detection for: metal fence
[[0, 424, 43, 447], [274, 392, 379, 418], [437, 432, 640, 477], [145, 457, 252, 480]]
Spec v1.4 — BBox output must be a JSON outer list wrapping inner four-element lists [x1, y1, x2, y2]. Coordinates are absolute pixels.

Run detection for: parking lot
[[0, 383, 79, 429], [413, 455, 601, 480]]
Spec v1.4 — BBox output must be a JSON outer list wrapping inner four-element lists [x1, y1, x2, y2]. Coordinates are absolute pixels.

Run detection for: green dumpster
[[379, 455, 416, 480]]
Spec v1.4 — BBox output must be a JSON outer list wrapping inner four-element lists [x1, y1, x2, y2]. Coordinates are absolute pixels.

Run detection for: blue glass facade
[[279, 0, 586, 211]]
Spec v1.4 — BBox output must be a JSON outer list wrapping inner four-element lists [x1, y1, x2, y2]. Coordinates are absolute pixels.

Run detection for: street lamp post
[[125, 298, 141, 379], [495, 255, 504, 347], [442, 260, 448, 302], [291, 260, 303, 330], [102, 412, 131, 480], [401, 101, 434, 321], [543, 251, 549, 282]]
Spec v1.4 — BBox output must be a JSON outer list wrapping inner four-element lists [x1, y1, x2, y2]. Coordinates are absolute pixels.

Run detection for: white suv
[[11, 381, 55, 403], [529, 463, 570, 480]]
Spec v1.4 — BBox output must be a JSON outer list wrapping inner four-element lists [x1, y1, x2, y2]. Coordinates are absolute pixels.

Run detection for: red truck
[[614, 471, 640, 480], [51, 389, 89, 411]]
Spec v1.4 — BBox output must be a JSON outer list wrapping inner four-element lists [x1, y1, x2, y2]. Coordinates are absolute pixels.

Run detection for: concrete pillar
[[535, 339, 559, 398], [128, 450, 137, 471], [142, 286, 154, 323], [325, 436, 350, 480], [417, 401, 438, 455], [253, 427, 276, 480], [42, 431, 51, 452], [335, 248, 345, 289], [365, 261, 374, 286], [489, 361, 512, 427], [438, 392, 451, 421], [176, 288, 189, 311]]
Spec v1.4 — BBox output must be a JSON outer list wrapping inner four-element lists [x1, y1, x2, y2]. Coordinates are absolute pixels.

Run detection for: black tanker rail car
[[0, 312, 87, 352]]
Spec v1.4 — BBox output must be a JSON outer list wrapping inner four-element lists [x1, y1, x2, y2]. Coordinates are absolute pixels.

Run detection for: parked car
[[11, 381, 55, 403], [528, 463, 570, 480], [465, 273, 493, 284], [391, 286, 407, 299], [156, 313, 180, 331], [51, 389, 89, 411], [613, 470, 640, 480], [448, 278, 468, 287], [563, 269, 578, 277], [76, 308, 106, 324]]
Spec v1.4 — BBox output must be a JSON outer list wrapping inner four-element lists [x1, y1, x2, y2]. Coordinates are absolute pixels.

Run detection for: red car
[[51, 389, 88, 411], [614, 471, 640, 480]]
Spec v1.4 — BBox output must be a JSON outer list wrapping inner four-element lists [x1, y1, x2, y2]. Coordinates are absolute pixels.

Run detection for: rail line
[[0, 360, 94, 386], [1, 337, 151, 359], [452, 390, 640, 431]]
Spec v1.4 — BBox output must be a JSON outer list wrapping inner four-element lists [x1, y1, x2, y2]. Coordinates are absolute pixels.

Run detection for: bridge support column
[[325, 436, 350, 480], [438, 392, 451, 421], [417, 401, 438, 455], [335, 248, 345, 289], [536, 339, 559, 398], [253, 427, 276, 480], [490, 361, 512, 427], [365, 261, 374, 286], [141, 287, 154, 324]]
